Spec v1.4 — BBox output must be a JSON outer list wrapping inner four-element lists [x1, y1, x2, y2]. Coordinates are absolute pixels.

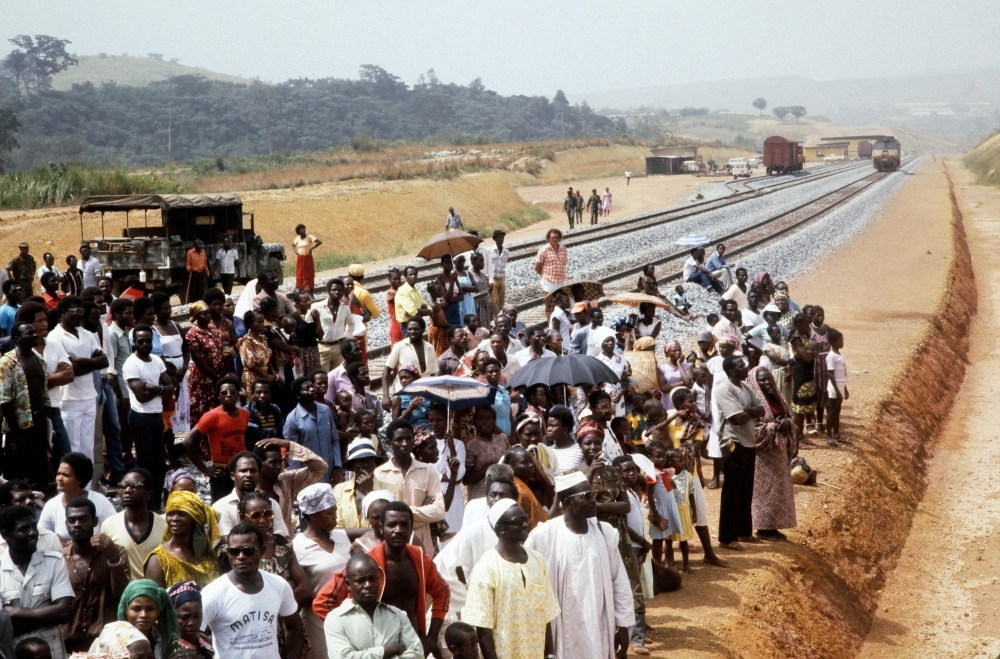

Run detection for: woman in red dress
[[386, 267, 404, 346], [185, 301, 225, 426]]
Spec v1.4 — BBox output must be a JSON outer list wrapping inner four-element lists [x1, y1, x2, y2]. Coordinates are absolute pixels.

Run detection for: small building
[[818, 135, 891, 158], [804, 142, 848, 162], [650, 145, 699, 159], [645, 156, 693, 175]]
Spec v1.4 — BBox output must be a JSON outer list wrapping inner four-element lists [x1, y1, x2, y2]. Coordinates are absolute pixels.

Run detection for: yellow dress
[[462, 548, 562, 659], [146, 545, 219, 588], [668, 471, 696, 542]]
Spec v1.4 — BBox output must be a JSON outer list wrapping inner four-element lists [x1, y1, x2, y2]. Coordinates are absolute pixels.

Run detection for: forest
[[0, 64, 624, 169]]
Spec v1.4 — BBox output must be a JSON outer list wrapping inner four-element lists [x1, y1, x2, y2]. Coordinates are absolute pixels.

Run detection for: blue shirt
[[283, 403, 341, 482], [491, 386, 512, 437], [0, 304, 18, 336], [706, 253, 729, 271]]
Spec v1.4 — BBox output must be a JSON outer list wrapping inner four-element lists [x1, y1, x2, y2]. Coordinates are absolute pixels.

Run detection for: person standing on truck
[[587, 189, 602, 226], [185, 239, 211, 304], [563, 188, 576, 230], [215, 236, 239, 295], [78, 244, 103, 289], [7, 242, 36, 296], [293, 224, 322, 293]]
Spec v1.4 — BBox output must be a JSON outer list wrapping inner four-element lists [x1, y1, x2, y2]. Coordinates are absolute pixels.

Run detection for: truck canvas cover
[[79, 193, 242, 213]]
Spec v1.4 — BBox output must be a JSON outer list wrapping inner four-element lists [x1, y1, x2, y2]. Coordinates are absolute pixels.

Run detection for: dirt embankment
[[644, 161, 976, 658]]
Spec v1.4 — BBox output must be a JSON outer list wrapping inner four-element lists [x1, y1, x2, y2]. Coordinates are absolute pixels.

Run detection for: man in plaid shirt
[[534, 228, 569, 294]]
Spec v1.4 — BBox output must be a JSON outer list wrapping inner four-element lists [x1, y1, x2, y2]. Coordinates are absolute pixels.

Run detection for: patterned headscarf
[[167, 581, 202, 609], [745, 366, 793, 448], [611, 315, 634, 331], [118, 580, 180, 658], [163, 490, 220, 551], [89, 621, 148, 657], [575, 419, 604, 441], [188, 300, 209, 319]]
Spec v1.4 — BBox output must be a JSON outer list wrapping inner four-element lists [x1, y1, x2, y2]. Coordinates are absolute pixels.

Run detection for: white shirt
[[122, 353, 168, 413], [711, 317, 742, 341], [216, 248, 239, 275], [37, 265, 61, 281], [317, 303, 363, 343], [826, 351, 847, 383], [485, 245, 510, 281], [476, 336, 523, 358], [79, 256, 102, 288], [682, 256, 700, 280], [0, 549, 75, 659], [202, 571, 299, 659], [435, 438, 467, 533], [741, 308, 764, 328], [213, 491, 291, 538], [46, 325, 102, 401], [548, 307, 572, 349], [385, 338, 439, 394], [39, 492, 118, 543], [511, 347, 557, 370], [722, 284, 749, 309], [35, 342, 71, 409]]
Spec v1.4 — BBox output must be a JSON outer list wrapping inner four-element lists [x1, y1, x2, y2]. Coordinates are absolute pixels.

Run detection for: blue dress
[[457, 272, 476, 324], [398, 393, 431, 429]]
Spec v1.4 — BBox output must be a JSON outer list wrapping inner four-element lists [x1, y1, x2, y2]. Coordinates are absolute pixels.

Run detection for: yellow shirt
[[293, 234, 319, 256], [332, 477, 398, 529], [394, 282, 430, 323], [353, 282, 382, 323]]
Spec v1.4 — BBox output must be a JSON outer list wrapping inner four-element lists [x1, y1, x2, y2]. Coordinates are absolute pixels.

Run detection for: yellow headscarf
[[163, 490, 220, 552], [188, 300, 209, 319], [625, 336, 660, 394]]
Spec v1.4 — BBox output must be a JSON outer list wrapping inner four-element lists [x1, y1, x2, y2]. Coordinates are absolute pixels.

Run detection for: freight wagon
[[763, 136, 804, 175], [857, 140, 873, 159], [872, 138, 901, 172]]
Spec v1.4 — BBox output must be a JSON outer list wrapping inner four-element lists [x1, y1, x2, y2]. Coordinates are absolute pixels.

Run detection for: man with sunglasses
[[202, 522, 304, 659], [100, 468, 166, 580], [212, 452, 290, 539], [525, 472, 634, 659]]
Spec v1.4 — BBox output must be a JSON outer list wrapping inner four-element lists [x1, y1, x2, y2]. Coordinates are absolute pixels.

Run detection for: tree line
[[0, 48, 624, 169]]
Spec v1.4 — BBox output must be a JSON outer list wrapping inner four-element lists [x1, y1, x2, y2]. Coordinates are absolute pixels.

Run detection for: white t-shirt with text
[[202, 571, 298, 659]]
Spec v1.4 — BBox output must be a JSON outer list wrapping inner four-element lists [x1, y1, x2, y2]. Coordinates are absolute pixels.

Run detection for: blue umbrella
[[399, 375, 497, 431]]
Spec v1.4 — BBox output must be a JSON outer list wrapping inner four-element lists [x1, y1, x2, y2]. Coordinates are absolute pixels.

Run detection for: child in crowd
[[672, 285, 691, 315], [245, 379, 284, 448], [333, 390, 358, 441], [624, 393, 649, 449], [665, 449, 695, 572], [645, 440, 683, 566], [610, 416, 636, 454], [445, 622, 482, 659], [825, 329, 848, 444], [705, 313, 719, 329], [641, 400, 671, 447], [353, 409, 383, 455]]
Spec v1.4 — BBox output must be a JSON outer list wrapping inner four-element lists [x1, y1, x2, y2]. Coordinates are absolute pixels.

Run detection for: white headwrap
[[554, 471, 589, 493], [361, 490, 396, 519], [487, 498, 519, 529], [297, 483, 337, 516]]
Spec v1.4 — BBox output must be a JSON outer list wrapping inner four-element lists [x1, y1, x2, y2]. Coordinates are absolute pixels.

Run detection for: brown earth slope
[[643, 159, 974, 658]]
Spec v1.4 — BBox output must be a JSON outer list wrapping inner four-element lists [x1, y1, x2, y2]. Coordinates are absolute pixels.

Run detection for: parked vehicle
[[78, 193, 285, 301], [748, 156, 763, 167], [763, 136, 804, 175], [872, 137, 901, 171], [857, 140, 873, 159], [731, 162, 751, 179], [682, 160, 701, 173]]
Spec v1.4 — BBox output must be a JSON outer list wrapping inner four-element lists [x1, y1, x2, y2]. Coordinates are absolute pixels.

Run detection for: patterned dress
[[747, 368, 797, 530], [185, 324, 224, 425], [810, 325, 832, 417], [236, 333, 271, 400], [788, 330, 817, 415]]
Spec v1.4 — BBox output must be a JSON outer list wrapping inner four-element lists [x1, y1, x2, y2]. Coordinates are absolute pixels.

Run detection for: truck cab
[[78, 193, 285, 302]]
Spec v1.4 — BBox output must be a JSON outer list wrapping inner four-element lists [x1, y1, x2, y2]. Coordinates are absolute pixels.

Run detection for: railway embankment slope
[[646, 159, 975, 657]]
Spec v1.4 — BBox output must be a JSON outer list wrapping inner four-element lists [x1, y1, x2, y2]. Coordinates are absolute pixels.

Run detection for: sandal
[[630, 645, 651, 656]]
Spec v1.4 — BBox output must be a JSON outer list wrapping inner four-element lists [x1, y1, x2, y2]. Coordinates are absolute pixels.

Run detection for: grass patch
[[963, 130, 1000, 187], [467, 205, 550, 237], [0, 163, 187, 210]]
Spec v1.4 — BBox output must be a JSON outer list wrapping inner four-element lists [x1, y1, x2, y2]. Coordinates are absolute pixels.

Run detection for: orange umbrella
[[417, 230, 483, 261], [603, 291, 674, 310]]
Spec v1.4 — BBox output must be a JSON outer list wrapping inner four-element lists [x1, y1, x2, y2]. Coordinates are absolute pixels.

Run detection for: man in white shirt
[[741, 290, 764, 328], [682, 247, 724, 294], [212, 452, 291, 538], [382, 318, 438, 405], [215, 235, 239, 295], [511, 327, 557, 369], [202, 522, 303, 659], [485, 229, 510, 311], [0, 505, 74, 659], [122, 325, 174, 507], [548, 291, 573, 350], [317, 278, 364, 371], [475, 313, 523, 355], [46, 296, 107, 460], [711, 299, 744, 342], [77, 244, 102, 289], [569, 307, 615, 357]]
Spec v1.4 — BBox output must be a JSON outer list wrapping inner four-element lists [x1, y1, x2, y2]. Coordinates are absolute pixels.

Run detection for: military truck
[[78, 193, 284, 302]]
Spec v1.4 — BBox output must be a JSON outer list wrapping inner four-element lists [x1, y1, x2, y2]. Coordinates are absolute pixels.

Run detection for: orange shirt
[[195, 406, 250, 466], [43, 291, 63, 310], [186, 248, 210, 274]]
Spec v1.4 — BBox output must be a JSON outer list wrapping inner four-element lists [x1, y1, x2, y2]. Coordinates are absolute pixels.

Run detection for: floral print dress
[[185, 325, 224, 425]]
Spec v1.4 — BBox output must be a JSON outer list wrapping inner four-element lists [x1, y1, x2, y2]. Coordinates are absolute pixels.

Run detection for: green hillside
[[50, 55, 252, 90], [964, 131, 1000, 186]]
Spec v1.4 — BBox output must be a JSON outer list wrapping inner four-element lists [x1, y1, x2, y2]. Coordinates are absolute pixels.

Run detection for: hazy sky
[[5, 0, 1000, 97]]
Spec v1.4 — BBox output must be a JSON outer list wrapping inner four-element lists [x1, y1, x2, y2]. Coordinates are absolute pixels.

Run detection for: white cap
[[555, 471, 589, 493], [361, 490, 396, 518], [487, 498, 519, 529]]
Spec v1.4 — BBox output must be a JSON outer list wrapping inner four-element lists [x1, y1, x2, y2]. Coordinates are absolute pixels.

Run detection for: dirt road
[[856, 163, 1000, 658]]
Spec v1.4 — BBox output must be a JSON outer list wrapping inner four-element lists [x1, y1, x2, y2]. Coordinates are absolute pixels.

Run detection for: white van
[[732, 162, 751, 179], [748, 156, 763, 167], [728, 158, 747, 168], [682, 160, 700, 173]]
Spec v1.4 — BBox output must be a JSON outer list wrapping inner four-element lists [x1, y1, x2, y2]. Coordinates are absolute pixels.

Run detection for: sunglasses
[[244, 509, 274, 522], [564, 490, 597, 502], [226, 546, 258, 557]]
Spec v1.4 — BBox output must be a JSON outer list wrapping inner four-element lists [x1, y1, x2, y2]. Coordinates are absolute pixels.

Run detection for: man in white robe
[[525, 472, 634, 659]]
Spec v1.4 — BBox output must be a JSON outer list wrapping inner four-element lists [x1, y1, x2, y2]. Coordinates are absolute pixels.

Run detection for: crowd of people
[[0, 222, 847, 659]]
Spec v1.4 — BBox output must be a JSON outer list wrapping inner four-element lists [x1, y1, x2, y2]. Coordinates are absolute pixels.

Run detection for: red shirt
[[195, 406, 249, 466], [43, 291, 63, 311]]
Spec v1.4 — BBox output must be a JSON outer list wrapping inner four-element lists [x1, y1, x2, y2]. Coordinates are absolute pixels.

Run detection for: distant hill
[[50, 55, 253, 90], [964, 131, 1000, 186], [569, 71, 1000, 139]]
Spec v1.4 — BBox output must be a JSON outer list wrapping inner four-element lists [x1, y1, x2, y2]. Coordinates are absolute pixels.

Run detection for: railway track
[[359, 159, 907, 379]]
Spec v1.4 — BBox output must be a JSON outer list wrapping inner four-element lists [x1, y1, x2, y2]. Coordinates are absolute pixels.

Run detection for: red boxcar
[[763, 136, 804, 175], [857, 140, 873, 159]]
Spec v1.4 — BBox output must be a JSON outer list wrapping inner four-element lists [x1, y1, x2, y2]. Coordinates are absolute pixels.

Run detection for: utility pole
[[167, 107, 172, 160], [560, 112, 565, 142]]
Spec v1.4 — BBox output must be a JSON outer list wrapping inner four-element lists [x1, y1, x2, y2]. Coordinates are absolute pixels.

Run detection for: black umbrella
[[507, 354, 622, 389]]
